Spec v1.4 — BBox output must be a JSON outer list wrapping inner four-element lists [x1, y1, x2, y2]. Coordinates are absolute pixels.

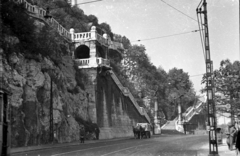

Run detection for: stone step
[[161, 120, 176, 130], [161, 129, 184, 135]]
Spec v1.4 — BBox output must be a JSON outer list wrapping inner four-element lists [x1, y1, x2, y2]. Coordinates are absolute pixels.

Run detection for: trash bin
[[216, 128, 223, 144]]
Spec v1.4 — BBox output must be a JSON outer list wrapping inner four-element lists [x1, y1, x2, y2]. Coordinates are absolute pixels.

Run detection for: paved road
[[12, 135, 208, 156]]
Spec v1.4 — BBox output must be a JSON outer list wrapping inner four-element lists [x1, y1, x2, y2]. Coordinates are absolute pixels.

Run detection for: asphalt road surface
[[12, 134, 208, 156]]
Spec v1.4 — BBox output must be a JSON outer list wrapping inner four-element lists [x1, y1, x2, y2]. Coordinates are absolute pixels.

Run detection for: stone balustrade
[[184, 102, 204, 122], [109, 71, 151, 123], [175, 101, 205, 132], [109, 41, 124, 50], [73, 32, 92, 41], [16, 0, 72, 41], [75, 57, 110, 68], [97, 34, 108, 46], [96, 57, 110, 66], [16, 0, 124, 50]]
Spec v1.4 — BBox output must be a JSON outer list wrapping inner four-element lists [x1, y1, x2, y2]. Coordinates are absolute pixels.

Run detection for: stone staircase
[[161, 99, 205, 134], [161, 120, 184, 135], [108, 70, 150, 123]]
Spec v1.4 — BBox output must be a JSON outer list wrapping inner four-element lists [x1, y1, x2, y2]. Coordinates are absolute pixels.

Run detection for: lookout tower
[[70, 26, 112, 124]]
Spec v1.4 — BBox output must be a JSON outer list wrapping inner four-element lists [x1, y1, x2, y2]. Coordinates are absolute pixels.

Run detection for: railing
[[96, 34, 108, 46], [184, 102, 204, 122], [16, 0, 72, 41], [109, 41, 124, 51], [96, 58, 110, 66], [75, 58, 90, 66], [109, 71, 151, 123], [16, 0, 124, 49], [175, 101, 205, 132], [73, 32, 92, 41], [75, 57, 110, 68]]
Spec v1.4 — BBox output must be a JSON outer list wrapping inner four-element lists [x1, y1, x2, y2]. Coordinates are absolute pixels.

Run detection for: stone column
[[178, 102, 182, 124], [119, 98, 123, 115], [154, 99, 161, 134], [102, 89, 109, 127], [70, 28, 75, 42], [69, 28, 75, 59], [111, 94, 117, 127], [89, 40, 96, 58], [81, 69, 98, 123], [70, 0, 77, 6]]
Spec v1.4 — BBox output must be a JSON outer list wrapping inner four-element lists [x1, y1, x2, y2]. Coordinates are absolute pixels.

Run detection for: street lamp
[[48, 69, 54, 143]]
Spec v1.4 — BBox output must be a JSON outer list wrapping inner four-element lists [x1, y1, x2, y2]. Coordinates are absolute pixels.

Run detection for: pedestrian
[[229, 124, 237, 150], [236, 124, 240, 155], [95, 127, 100, 140], [80, 126, 85, 143]]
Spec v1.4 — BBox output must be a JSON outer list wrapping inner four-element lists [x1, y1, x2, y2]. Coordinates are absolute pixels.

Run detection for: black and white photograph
[[0, 0, 239, 155]]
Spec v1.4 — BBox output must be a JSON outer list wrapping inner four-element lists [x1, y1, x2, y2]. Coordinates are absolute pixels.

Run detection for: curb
[[10, 137, 133, 154]]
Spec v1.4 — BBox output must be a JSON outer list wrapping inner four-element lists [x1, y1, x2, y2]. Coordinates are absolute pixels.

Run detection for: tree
[[87, 15, 99, 26], [113, 34, 131, 49], [99, 22, 113, 39], [166, 68, 195, 119], [208, 59, 240, 115], [2, 0, 37, 54]]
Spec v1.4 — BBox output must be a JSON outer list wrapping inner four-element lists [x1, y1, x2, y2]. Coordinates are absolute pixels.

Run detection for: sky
[[77, 0, 239, 94]]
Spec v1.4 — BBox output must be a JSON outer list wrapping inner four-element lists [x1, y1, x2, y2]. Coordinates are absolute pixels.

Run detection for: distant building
[[216, 112, 231, 125]]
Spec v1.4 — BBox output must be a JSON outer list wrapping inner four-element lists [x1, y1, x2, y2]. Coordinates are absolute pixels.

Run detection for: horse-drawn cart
[[133, 123, 152, 139]]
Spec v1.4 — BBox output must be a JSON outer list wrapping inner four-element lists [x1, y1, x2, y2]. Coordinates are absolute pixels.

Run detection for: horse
[[133, 125, 144, 139]]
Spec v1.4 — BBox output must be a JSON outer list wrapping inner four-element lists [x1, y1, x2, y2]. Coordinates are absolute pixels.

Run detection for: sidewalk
[[198, 138, 236, 156]]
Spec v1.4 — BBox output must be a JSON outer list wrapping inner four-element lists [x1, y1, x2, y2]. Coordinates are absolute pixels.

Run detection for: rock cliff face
[[3, 39, 93, 147]]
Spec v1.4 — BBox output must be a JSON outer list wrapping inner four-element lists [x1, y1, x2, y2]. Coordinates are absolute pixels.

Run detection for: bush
[[2, 0, 37, 55], [2, 1, 69, 65]]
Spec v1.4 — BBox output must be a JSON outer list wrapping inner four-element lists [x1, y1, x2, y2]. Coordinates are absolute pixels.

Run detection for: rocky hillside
[[2, 36, 96, 147], [0, 1, 103, 147]]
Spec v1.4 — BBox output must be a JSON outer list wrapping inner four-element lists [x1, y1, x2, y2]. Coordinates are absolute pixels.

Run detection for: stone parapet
[[75, 58, 110, 69]]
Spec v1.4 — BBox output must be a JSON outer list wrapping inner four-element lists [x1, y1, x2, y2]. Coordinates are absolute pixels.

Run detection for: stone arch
[[74, 45, 90, 59]]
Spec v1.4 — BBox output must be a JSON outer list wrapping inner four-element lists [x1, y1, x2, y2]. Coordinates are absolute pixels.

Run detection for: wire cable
[[160, 0, 198, 23], [131, 29, 200, 42], [48, 0, 103, 9], [75, 0, 103, 6], [196, 11, 206, 61], [197, 0, 203, 9], [190, 73, 204, 77]]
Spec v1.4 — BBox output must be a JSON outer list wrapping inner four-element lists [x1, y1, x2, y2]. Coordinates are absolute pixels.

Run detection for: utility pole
[[197, 0, 218, 155], [50, 75, 53, 143]]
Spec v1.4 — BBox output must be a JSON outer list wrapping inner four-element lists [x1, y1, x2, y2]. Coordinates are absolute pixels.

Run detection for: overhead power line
[[196, 1, 206, 62], [49, 0, 103, 9], [131, 29, 201, 42], [196, 12, 205, 61], [75, 0, 103, 6], [189, 73, 204, 77], [160, 0, 198, 23]]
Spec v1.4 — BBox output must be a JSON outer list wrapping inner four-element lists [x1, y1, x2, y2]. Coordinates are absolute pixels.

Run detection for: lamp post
[[49, 70, 54, 143]]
